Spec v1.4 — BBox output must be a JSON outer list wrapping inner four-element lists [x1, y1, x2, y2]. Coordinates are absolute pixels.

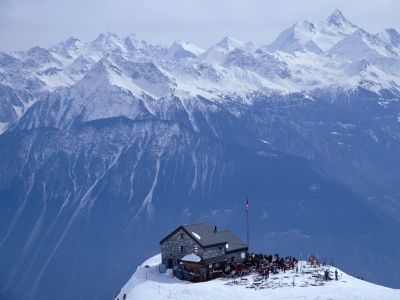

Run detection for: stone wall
[[202, 245, 225, 260], [160, 229, 246, 268], [161, 229, 225, 267], [161, 229, 202, 266]]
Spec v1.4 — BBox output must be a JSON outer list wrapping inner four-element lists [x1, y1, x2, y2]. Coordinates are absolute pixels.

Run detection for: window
[[177, 245, 184, 252], [219, 246, 222, 251], [226, 243, 229, 249], [180, 233, 184, 239], [241, 252, 245, 259], [193, 246, 198, 253]]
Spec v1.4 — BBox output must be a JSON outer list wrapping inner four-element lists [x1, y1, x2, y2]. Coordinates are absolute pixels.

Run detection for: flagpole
[[246, 197, 249, 251]]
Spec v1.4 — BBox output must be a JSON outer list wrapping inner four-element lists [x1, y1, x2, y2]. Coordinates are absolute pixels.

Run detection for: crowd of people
[[178, 252, 341, 283], [219, 253, 299, 279]]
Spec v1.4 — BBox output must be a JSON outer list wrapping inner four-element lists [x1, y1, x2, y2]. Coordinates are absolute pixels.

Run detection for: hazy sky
[[1, 0, 400, 52]]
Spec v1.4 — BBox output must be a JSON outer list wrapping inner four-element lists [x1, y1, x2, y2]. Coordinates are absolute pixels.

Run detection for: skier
[[335, 269, 338, 281]]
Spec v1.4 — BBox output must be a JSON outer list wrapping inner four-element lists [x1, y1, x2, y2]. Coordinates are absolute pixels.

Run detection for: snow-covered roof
[[192, 232, 201, 240], [160, 222, 248, 252], [181, 253, 202, 263]]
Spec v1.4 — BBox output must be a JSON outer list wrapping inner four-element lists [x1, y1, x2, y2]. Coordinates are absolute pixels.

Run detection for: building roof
[[181, 253, 202, 263], [160, 222, 248, 253]]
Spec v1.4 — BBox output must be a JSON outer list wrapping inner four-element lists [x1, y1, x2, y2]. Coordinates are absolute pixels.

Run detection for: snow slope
[[116, 254, 400, 300]]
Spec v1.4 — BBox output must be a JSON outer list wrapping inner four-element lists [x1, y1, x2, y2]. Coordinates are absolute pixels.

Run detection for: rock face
[[1, 9, 400, 300]]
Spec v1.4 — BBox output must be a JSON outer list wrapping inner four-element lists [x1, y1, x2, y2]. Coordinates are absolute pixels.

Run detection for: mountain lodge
[[159, 222, 248, 281]]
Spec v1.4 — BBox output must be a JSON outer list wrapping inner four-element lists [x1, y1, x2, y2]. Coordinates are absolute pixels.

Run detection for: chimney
[[214, 226, 217, 233]]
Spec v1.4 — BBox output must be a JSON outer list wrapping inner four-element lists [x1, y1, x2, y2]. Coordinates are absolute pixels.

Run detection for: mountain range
[[1, 9, 400, 300]]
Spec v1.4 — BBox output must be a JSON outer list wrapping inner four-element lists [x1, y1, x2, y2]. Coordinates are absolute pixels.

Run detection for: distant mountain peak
[[384, 28, 400, 35], [267, 9, 361, 53], [378, 28, 400, 47], [93, 31, 120, 44], [267, 20, 323, 54], [294, 20, 316, 33], [90, 32, 124, 53], [167, 40, 204, 59], [326, 9, 356, 32], [200, 36, 246, 63], [328, 9, 345, 22], [54, 36, 82, 50], [124, 34, 144, 52], [216, 36, 245, 51], [64, 36, 81, 44]]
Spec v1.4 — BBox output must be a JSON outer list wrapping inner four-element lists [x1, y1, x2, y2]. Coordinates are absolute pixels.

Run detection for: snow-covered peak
[[329, 29, 395, 60], [73, 53, 174, 101], [56, 36, 82, 50], [50, 36, 83, 61], [93, 32, 120, 44], [123, 34, 168, 59], [25, 46, 55, 61], [267, 9, 360, 53], [295, 20, 317, 33], [74, 57, 113, 92], [167, 40, 204, 60], [327, 9, 345, 23], [377, 28, 400, 48], [267, 21, 323, 54], [215, 36, 246, 52], [326, 9, 357, 34], [14, 46, 62, 69], [124, 34, 142, 51], [89, 32, 125, 54], [201, 37, 247, 63]]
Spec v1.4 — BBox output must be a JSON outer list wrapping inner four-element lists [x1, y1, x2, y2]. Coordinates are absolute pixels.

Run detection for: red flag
[[246, 197, 249, 212]]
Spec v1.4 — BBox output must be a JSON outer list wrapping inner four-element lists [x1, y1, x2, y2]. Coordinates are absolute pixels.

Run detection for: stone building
[[159, 222, 248, 277]]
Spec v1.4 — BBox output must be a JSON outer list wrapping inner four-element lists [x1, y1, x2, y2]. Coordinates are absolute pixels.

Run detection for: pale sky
[[1, 0, 399, 52]]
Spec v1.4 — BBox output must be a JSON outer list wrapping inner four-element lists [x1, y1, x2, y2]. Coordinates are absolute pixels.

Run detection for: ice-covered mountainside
[[1, 10, 400, 133], [116, 254, 400, 300]]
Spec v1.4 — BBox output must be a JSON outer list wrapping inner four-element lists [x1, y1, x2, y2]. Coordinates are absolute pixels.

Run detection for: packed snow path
[[116, 254, 400, 300]]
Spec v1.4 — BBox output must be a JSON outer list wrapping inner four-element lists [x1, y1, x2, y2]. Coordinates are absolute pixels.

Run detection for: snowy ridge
[[116, 254, 400, 300]]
